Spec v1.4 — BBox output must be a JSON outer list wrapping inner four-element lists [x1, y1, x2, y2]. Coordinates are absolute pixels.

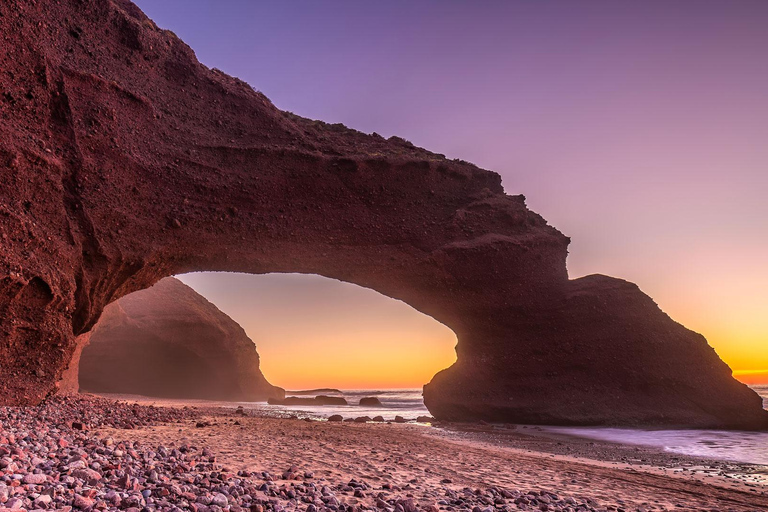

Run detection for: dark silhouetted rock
[[76, 278, 284, 401], [0, 0, 765, 429], [416, 416, 435, 423], [372, 415, 385, 422], [359, 397, 383, 407], [394, 416, 407, 423], [354, 416, 372, 423], [327, 415, 343, 422]]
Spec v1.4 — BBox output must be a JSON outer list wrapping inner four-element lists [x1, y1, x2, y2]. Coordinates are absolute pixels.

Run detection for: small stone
[[211, 493, 229, 507], [73, 495, 94, 509], [34, 494, 52, 506], [23, 473, 47, 484], [67, 460, 87, 470], [4, 498, 24, 510], [72, 468, 102, 484]]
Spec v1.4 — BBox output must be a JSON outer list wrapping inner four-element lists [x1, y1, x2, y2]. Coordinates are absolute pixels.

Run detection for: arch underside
[[0, 0, 765, 428]]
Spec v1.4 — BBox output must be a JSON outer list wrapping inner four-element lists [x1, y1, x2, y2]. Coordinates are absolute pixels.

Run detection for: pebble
[[0, 396, 609, 512]]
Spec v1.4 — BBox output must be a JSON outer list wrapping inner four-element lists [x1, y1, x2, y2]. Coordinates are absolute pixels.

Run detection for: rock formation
[[0, 0, 765, 428], [75, 277, 284, 401]]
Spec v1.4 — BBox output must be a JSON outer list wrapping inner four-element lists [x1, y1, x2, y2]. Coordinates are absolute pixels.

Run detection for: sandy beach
[[92, 399, 768, 512]]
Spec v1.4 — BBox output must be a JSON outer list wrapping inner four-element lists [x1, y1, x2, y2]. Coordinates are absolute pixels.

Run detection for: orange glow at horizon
[[567, 229, 768, 387], [733, 370, 768, 386], [177, 272, 457, 390]]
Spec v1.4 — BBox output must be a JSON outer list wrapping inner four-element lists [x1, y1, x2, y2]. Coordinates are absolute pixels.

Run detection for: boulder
[[327, 415, 343, 422], [0, 0, 765, 429], [359, 397, 383, 407]]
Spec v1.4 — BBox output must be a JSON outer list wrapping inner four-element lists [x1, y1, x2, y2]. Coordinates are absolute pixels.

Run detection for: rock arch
[[0, 0, 765, 428]]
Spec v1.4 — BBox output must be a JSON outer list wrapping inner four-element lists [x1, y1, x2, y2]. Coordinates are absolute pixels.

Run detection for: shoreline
[[3, 394, 765, 511], [96, 395, 768, 511], [432, 423, 768, 492]]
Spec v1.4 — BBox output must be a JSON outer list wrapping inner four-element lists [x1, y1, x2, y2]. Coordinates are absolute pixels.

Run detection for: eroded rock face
[[75, 277, 284, 401], [0, 0, 765, 428]]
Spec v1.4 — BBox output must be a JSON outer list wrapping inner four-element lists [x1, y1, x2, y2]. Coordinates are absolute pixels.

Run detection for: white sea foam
[[544, 385, 768, 466], [109, 386, 768, 466]]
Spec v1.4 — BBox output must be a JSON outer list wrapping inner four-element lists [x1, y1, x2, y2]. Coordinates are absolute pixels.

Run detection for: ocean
[[248, 389, 428, 421], [544, 385, 768, 466], [112, 386, 768, 467], [249, 386, 768, 467]]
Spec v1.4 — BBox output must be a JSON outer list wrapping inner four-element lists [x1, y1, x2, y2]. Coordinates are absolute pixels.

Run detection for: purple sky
[[135, 0, 768, 379]]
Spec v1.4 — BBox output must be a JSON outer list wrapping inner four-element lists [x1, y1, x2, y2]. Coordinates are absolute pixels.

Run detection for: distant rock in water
[[78, 278, 284, 401], [359, 397, 383, 407], [269, 395, 348, 406], [285, 388, 343, 395]]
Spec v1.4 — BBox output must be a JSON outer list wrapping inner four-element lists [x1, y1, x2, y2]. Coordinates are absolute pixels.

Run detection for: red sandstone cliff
[[0, 0, 765, 428], [75, 277, 284, 401]]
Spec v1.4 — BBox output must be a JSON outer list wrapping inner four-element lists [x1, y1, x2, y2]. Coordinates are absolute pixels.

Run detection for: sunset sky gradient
[[134, 0, 768, 388]]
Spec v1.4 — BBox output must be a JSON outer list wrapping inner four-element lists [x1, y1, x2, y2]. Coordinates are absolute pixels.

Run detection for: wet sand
[[95, 400, 768, 512]]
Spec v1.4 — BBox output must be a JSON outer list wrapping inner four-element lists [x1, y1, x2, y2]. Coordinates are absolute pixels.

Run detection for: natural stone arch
[[0, 0, 765, 428]]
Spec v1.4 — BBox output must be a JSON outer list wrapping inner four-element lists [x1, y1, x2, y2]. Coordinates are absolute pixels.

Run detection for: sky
[[134, 0, 768, 387], [178, 273, 456, 389]]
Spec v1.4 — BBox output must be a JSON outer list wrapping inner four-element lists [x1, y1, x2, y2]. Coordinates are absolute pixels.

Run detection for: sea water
[[242, 388, 429, 421], [114, 386, 768, 467], [257, 386, 768, 467], [543, 385, 768, 466]]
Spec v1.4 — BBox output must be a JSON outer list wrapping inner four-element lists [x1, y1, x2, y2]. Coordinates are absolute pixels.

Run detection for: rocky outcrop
[[75, 277, 283, 401], [359, 397, 383, 407], [0, 0, 765, 428], [423, 275, 766, 427]]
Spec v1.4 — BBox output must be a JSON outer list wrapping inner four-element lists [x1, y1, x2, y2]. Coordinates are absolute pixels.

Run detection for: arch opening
[[76, 272, 458, 401]]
